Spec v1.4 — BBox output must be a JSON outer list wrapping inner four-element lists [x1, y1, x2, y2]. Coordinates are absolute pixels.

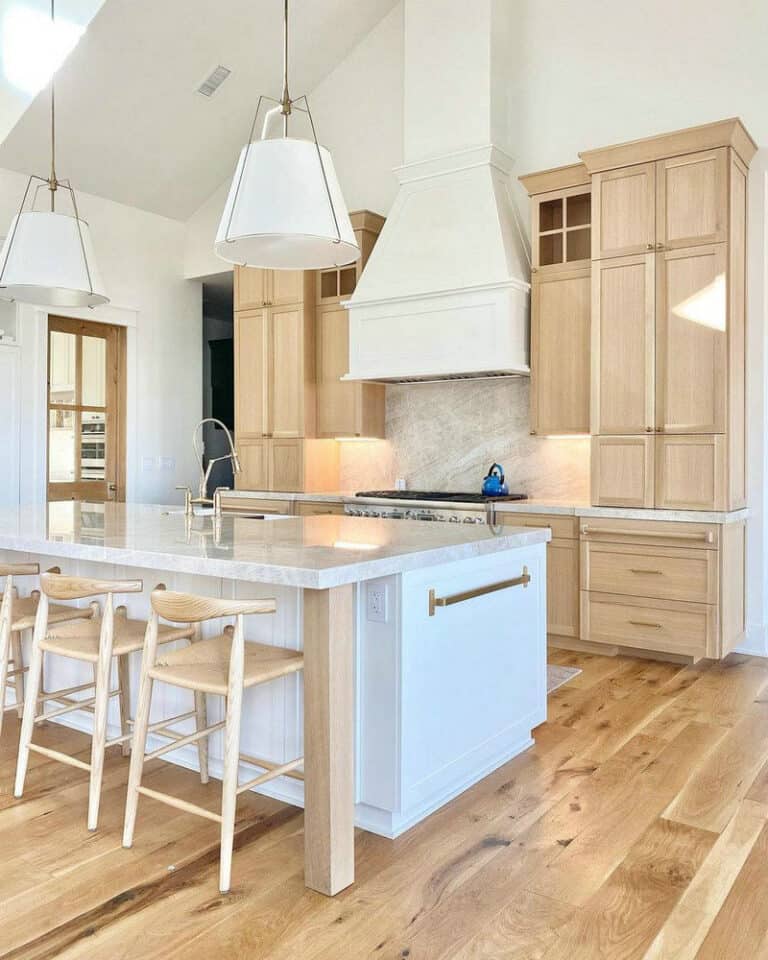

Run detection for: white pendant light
[[215, 0, 359, 270], [0, 0, 108, 308]]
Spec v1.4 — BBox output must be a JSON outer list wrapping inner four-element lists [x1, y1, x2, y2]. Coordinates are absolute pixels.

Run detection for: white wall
[[184, 2, 404, 279], [0, 166, 202, 505]]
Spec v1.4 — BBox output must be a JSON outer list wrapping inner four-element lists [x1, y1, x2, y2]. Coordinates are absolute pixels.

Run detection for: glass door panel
[[47, 317, 124, 503]]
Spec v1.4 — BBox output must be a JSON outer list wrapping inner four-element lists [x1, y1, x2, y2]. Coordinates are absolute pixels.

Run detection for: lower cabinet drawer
[[517, 514, 579, 540], [221, 497, 292, 515], [582, 592, 716, 659], [582, 542, 717, 603], [296, 501, 345, 516]]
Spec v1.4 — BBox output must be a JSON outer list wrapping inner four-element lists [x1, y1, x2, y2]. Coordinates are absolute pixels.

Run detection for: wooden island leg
[[302, 584, 355, 896]]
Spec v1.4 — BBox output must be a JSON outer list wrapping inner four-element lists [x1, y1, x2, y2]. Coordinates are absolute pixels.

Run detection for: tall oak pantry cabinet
[[583, 120, 754, 511], [519, 119, 753, 661]]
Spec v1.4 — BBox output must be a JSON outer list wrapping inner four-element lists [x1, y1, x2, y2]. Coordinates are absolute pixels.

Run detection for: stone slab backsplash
[[338, 378, 590, 499]]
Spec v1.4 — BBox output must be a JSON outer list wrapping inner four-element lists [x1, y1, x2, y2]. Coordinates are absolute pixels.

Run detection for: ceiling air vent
[[196, 65, 231, 98]]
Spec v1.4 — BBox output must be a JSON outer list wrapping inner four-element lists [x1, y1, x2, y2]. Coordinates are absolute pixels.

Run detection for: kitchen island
[[0, 501, 549, 895]]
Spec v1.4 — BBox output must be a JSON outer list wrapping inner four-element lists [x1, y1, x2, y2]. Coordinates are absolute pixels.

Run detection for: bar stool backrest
[[150, 587, 276, 624], [41, 573, 143, 601], [0, 563, 40, 578]]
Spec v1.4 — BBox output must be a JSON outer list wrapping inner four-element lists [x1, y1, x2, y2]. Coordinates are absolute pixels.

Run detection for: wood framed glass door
[[47, 316, 126, 502]]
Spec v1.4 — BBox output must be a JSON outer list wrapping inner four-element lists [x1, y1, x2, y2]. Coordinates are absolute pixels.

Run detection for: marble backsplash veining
[[338, 378, 591, 499]]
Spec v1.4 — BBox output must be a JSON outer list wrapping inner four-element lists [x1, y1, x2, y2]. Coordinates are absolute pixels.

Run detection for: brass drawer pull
[[428, 567, 530, 616], [629, 568, 663, 575], [629, 620, 663, 629], [581, 526, 714, 544]]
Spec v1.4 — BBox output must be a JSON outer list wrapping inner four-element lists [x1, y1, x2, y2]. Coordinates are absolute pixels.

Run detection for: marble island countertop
[[0, 502, 550, 590], [223, 490, 748, 524]]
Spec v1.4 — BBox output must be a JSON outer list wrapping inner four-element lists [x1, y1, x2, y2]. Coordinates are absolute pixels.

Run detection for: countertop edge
[[0, 525, 550, 590], [225, 490, 749, 524]]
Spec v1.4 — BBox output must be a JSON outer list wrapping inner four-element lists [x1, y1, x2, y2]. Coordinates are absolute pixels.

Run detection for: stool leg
[[123, 617, 159, 848], [11, 632, 25, 719], [195, 691, 209, 784], [219, 616, 245, 893], [191, 624, 208, 784], [88, 598, 116, 831], [117, 654, 131, 758], [14, 601, 46, 798], [0, 605, 11, 738]]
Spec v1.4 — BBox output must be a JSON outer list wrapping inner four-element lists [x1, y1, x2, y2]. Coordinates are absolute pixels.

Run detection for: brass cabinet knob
[[646, 242, 655, 250], [656, 242, 665, 250], [645, 426, 654, 432]]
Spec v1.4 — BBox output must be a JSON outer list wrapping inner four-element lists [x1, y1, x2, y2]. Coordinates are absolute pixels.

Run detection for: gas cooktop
[[355, 490, 528, 504]]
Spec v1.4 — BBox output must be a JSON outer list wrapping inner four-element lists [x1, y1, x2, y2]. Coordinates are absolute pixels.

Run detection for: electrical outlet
[[366, 582, 388, 623]]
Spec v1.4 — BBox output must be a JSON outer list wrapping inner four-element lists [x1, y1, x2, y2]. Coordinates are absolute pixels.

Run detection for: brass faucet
[[175, 484, 231, 519]]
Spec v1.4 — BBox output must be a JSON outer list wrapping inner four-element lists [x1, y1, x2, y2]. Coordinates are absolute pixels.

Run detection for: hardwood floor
[[2, 649, 768, 959]]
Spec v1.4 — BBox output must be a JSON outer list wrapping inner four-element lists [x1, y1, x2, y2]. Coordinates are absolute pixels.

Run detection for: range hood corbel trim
[[393, 144, 515, 185], [341, 275, 530, 311]]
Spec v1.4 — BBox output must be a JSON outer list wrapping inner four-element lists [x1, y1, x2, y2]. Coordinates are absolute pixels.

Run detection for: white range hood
[[345, 0, 529, 384]]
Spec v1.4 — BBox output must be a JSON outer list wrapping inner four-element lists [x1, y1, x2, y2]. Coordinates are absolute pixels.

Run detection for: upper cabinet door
[[269, 270, 304, 306], [234, 266, 268, 310], [530, 269, 590, 435], [531, 185, 591, 272], [591, 253, 655, 435], [656, 244, 727, 434], [269, 305, 305, 438], [656, 149, 728, 250], [234, 309, 269, 438], [592, 163, 656, 259]]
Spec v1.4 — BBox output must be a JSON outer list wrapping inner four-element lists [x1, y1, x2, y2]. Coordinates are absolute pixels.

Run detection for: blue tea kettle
[[482, 463, 509, 497]]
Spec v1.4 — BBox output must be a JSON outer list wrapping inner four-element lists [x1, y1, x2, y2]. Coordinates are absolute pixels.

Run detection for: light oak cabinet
[[579, 518, 745, 661], [590, 149, 729, 260], [591, 162, 656, 259], [316, 210, 386, 439], [591, 436, 654, 508], [235, 438, 340, 494], [582, 119, 754, 511], [316, 306, 385, 438], [519, 165, 591, 436], [655, 244, 727, 434], [235, 267, 305, 310], [234, 277, 316, 442], [295, 500, 346, 517], [591, 253, 655, 435], [499, 513, 580, 640]]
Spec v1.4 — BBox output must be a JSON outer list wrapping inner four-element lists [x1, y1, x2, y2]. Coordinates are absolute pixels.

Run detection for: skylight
[[3, 4, 85, 96]]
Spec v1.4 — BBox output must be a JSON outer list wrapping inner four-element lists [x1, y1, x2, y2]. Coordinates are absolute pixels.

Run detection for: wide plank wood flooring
[[2, 649, 768, 959]]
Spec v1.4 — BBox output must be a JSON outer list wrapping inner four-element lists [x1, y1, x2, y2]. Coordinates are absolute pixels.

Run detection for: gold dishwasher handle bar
[[580, 526, 714, 544], [428, 566, 530, 617]]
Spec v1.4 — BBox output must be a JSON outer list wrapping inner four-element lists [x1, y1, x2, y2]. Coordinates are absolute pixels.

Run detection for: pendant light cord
[[49, 0, 57, 210], [280, 0, 291, 135]]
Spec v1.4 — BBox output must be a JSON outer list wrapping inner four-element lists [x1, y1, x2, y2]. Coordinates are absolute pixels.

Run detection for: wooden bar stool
[[14, 572, 197, 831], [123, 587, 304, 893], [0, 563, 96, 738]]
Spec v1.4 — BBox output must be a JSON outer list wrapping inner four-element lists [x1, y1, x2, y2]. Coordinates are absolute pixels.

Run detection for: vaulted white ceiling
[[0, 0, 398, 219]]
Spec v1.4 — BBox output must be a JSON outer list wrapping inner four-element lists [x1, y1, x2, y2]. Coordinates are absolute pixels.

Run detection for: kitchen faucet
[[177, 418, 242, 518]]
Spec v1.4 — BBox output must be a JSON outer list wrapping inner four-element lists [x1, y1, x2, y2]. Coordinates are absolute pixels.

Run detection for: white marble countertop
[[0, 502, 550, 590], [225, 489, 748, 524]]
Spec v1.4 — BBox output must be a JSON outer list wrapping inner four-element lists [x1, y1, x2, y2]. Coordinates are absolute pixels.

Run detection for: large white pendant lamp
[[0, 0, 108, 308], [215, 0, 359, 270]]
